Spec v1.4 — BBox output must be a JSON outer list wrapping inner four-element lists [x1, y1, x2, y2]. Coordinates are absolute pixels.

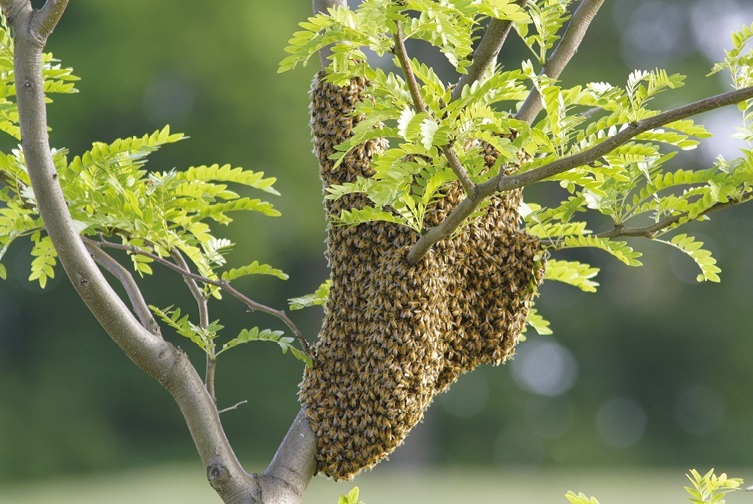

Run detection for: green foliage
[[0, 16, 303, 366], [523, 305, 552, 336], [564, 491, 599, 504], [659, 234, 721, 282], [709, 22, 753, 90], [685, 469, 742, 504], [149, 305, 224, 355], [219, 327, 310, 365], [0, 22, 78, 282], [563, 469, 743, 504], [0, 22, 78, 140], [289, 279, 331, 310], [544, 259, 599, 292], [281, 4, 753, 304], [280, 0, 528, 83], [338, 487, 364, 504], [149, 305, 311, 365], [221, 261, 289, 282], [514, 0, 574, 65]]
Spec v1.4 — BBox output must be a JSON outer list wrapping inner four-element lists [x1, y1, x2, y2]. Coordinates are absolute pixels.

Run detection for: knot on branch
[[206, 462, 229, 491], [299, 72, 546, 480]]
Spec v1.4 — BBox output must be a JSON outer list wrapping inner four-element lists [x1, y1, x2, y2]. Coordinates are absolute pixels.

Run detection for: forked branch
[[85, 242, 161, 337]]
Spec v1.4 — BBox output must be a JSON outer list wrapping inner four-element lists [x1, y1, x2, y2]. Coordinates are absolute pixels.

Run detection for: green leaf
[[336, 206, 417, 231], [514, 0, 574, 65], [28, 233, 57, 288], [684, 468, 743, 504], [544, 259, 599, 292], [338, 486, 363, 504], [661, 234, 721, 282], [564, 491, 600, 504], [177, 164, 280, 196], [221, 261, 289, 281], [219, 327, 311, 366], [289, 280, 331, 310], [149, 305, 218, 353], [559, 235, 643, 266], [524, 306, 552, 336]]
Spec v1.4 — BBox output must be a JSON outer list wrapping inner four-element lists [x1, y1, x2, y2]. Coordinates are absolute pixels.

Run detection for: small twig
[[407, 84, 753, 264], [393, 21, 427, 114], [393, 19, 477, 197], [218, 400, 249, 414], [221, 280, 312, 357], [86, 236, 312, 357], [596, 192, 753, 240], [451, 0, 529, 103], [85, 241, 162, 337], [171, 250, 216, 402], [516, 0, 605, 124]]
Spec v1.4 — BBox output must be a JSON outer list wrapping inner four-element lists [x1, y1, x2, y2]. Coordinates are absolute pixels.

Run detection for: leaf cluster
[[685, 468, 743, 504], [563, 468, 743, 504], [150, 305, 310, 365]]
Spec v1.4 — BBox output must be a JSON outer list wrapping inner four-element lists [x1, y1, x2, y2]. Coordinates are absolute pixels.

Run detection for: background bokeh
[[1, 0, 753, 492]]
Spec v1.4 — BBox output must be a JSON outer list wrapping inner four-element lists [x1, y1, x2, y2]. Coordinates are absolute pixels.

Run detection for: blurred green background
[[2, 0, 753, 501]]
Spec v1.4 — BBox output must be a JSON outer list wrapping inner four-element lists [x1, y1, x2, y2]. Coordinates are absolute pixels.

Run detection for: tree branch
[[33, 0, 69, 41], [503, 85, 753, 190], [516, 0, 605, 124], [407, 84, 753, 264], [85, 242, 161, 337], [451, 0, 529, 103], [86, 236, 311, 358], [596, 192, 753, 240], [171, 249, 217, 402], [261, 409, 318, 504]]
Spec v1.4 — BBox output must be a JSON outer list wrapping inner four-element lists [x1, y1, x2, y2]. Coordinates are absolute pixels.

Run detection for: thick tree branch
[[1, 3, 257, 502], [261, 410, 318, 504], [451, 0, 529, 103], [407, 84, 753, 264], [34, 0, 68, 41], [516, 0, 605, 124]]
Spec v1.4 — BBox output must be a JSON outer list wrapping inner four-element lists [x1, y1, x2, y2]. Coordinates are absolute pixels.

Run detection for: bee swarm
[[300, 71, 545, 480]]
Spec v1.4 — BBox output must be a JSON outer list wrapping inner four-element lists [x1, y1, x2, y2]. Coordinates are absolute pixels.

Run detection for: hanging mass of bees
[[299, 71, 546, 480]]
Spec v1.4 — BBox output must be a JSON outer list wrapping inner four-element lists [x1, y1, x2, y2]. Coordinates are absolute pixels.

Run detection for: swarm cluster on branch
[[300, 71, 545, 480]]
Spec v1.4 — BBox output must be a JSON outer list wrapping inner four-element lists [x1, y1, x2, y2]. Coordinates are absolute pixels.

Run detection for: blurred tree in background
[[1, 0, 753, 483]]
